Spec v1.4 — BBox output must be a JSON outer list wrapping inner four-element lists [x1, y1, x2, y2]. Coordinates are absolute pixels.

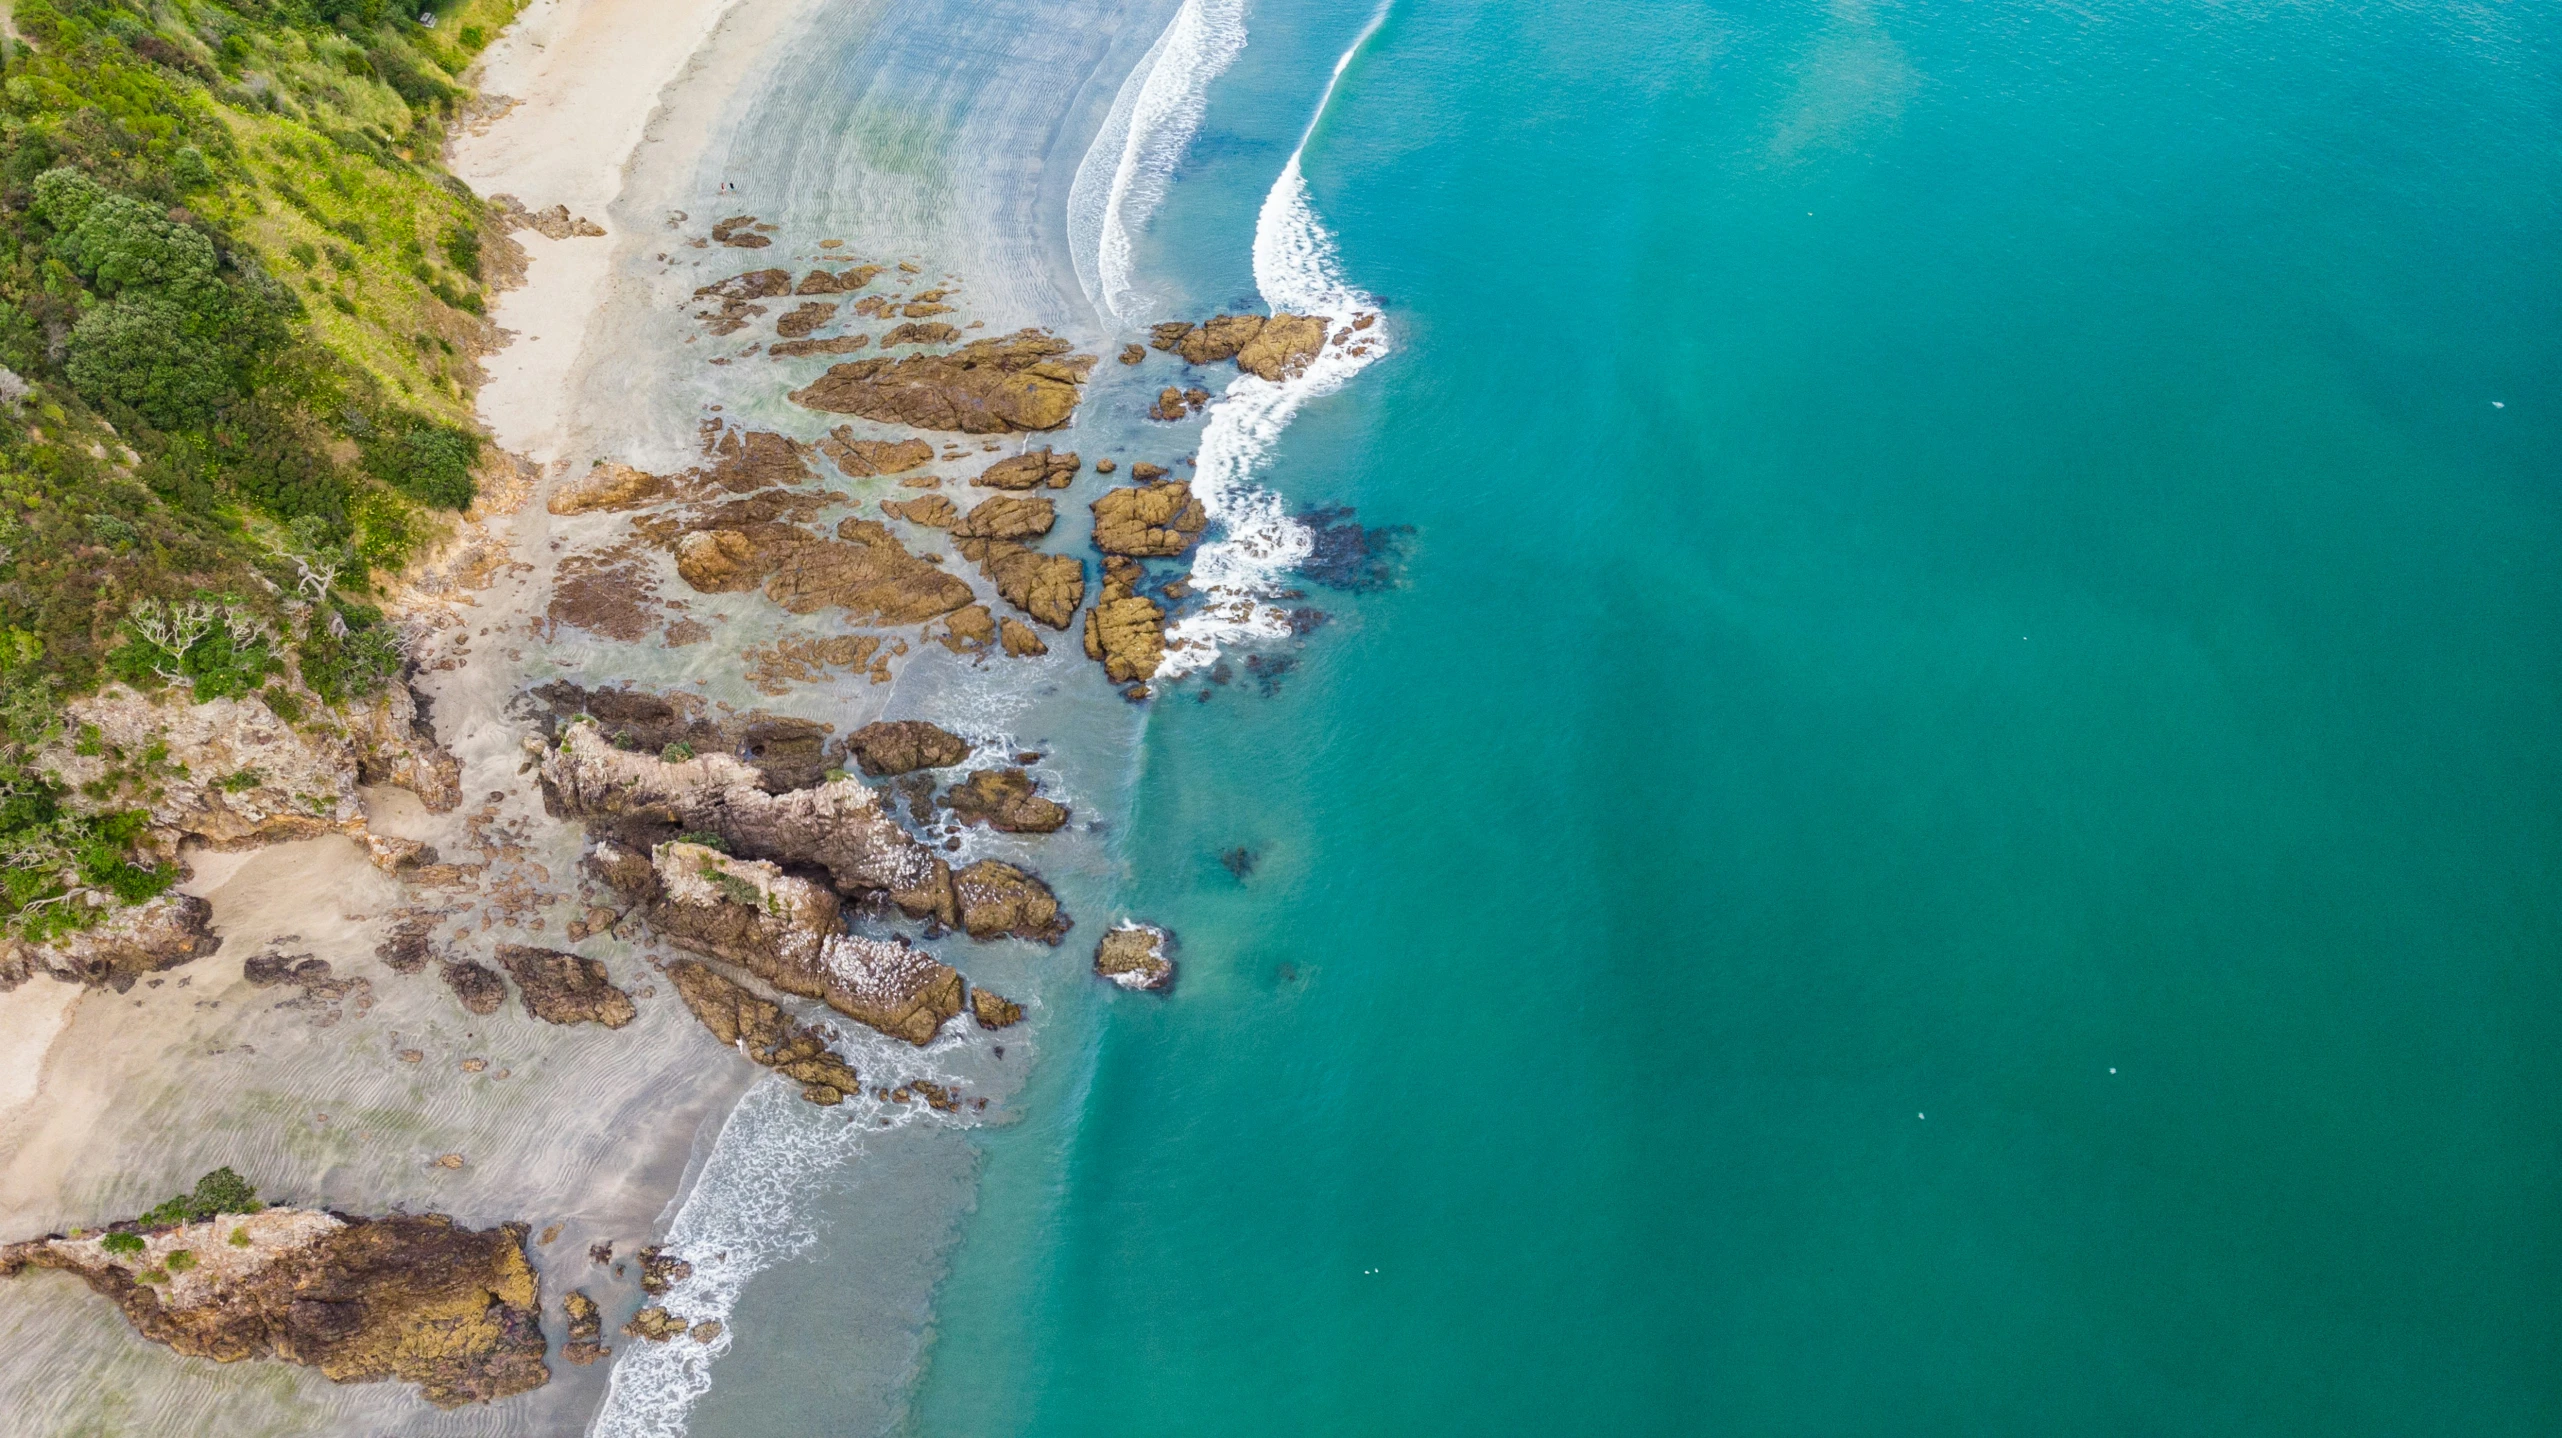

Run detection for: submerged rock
[[0, 1208, 548, 1408], [492, 945, 636, 1029], [774, 301, 838, 338], [440, 959, 506, 1016], [788, 331, 1096, 433], [1094, 923, 1177, 993], [795, 265, 883, 294]]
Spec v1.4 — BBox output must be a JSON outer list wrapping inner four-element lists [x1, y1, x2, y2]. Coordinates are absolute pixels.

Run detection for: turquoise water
[[697, 0, 2561, 1430]]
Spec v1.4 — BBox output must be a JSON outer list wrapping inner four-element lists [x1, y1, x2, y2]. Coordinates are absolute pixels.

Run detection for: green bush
[[163, 1248, 196, 1272], [362, 422, 477, 509], [65, 298, 234, 430], [661, 742, 694, 763], [99, 1231, 145, 1255]]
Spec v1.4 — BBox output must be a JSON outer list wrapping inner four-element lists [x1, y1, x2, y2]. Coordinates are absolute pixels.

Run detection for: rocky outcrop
[[1235, 313, 1328, 381], [819, 431, 933, 478], [789, 331, 1096, 433], [667, 959, 860, 1103], [970, 986, 1023, 1028], [547, 462, 670, 516], [671, 518, 974, 626], [562, 1289, 608, 1366], [638, 1246, 691, 1295], [1095, 923, 1176, 992], [842, 720, 969, 776], [0, 893, 219, 992], [710, 215, 773, 247], [940, 768, 1068, 833], [884, 321, 960, 346], [1091, 482, 1207, 558], [643, 843, 961, 1045], [1156, 313, 1267, 365], [775, 302, 837, 338], [1082, 556, 1165, 686], [796, 265, 882, 294], [950, 495, 1055, 542], [492, 945, 636, 1028], [0, 1208, 547, 1408], [961, 539, 1084, 630], [950, 859, 1070, 943], [999, 618, 1047, 657], [975, 448, 1080, 490], [770, 335, 870, 359], [524, 683, 835, 792], [881, 494, 957, 528]]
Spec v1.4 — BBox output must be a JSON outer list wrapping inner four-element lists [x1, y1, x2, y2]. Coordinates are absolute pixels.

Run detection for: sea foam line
[[589, 1025, 984, 1438], [1067, 0, 1249, 324], [1155, 2, 1395, 678]]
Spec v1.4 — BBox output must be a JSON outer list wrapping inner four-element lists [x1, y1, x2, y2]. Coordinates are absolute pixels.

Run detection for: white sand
[[0, 981, 82, 1133], [447, 0, 751, 461]]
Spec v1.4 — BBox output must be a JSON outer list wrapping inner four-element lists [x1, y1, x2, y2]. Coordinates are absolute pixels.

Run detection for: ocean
[[599, 0, 2562, 1431]]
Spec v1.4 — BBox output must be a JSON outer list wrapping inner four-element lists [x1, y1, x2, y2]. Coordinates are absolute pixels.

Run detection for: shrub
[[661, 742, 694, 763], [65, 297, 234, 430], [674, 831, 730, 854], [99, 1231, 145, 1255], [163, 1248, 196, 1272], [228, 1227, 251, 1247], [362, 422, 478, 509], [183, 1166, 258, 1218]]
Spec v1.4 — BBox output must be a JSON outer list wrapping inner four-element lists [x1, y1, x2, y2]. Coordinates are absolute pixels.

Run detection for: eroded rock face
[[970, 986, 1024, 1028], [941, 769, 1068, 833], [1235, 313, 1329, 381], [951, 495, 1055, 542], [0, 1209, 547, 1408], [775, 302, 838, 338], [441, 959, 506, 1016], [562, 1289, 609, 1366], [961, 539, 1084, 630], [843, 720, 969, 776], [789, 331, 1097, 433], [1095, 923, 1176, 992], [1090, 483, 1207, 558], [666, 959, 859, 1104], [951, 859, 1069, 943], [975, 447, 1080, 491], [819, 431, 933, 477], [0, 893, 219, 992], [999, 618, 1047, 657], [1082, 556, 1166, 685], [548, 462, 670, 516], [492, 945, 636, 1029], [881, 494, 956, 527]]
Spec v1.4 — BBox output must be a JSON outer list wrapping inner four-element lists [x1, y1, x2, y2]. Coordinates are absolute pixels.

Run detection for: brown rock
[[970, 986, 1024, 1028], [1083, 555, 1165, 684], [940, 604, 998, 653], [694, 519, 971, 625], [672, 529, 760, 592], [1235, 312, 1328, 381], [796, 265, 883, 294], [1148, 321, 1194, 351], [941, 768, 1068, 833], [769, 335, 871, 358], [440, 960, 506, 1016], [710, 215, 773, 248], [844, 720, 969, 776], [1128, 462, 1168, 481], [492, 945, 637, 1029], [975, 447, 1080, 490], [637, 1246, 692, 1296], [1150, 386, 1188, 422], [953, 859, 1070, 943], [562, 1287, 609, 1365], [693, 268, 793, 301], [959, 539, 1084, 629], [1118, 343, 1146, 365], [882, 494, 957, 527], [951, 496, 1055, 542], [1178, 313, 1265, 365], [819, 431, 934, 477], [789, 330, 1096, 433], [547, 462, 668, 515], [1095, 458, 1118, 473], [1, 893, 220, 992], [1095, 922, 1177, 992], [775, 301, 838, 338], [623, 1307, 685, 1341], [998, 618, 1047, 657], [666, 960, 859, 1102], [1091, 482, 1207, 557], [0, 1210, 549, 1408], [884, 321, 960, 346]]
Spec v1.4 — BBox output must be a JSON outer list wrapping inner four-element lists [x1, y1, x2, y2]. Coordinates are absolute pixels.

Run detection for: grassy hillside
[[0, 0, 523, 940]]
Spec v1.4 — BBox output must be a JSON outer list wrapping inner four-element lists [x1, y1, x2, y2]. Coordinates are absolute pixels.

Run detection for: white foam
[[1068, 0, 1250, 323], [1155, 3, 1396, 678], [590, 1024, 984, 1438]]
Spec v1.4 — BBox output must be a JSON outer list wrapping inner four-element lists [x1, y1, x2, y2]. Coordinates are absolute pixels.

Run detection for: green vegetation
[[162, 1246, 196, 1271], [660, 740, 693, 762], [0, 0, 524, 945], [98, 1229, 145, 1254], [134, 1164, 261, 1227], [674, 830, 730, 854]]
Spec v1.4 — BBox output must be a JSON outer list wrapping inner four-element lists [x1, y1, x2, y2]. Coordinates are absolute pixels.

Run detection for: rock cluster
[[795, 265, 882, 294], [440, 958, 506, 1016], [492, 944, 636, 1029], [547, 461, 670, 516], [523, 682, 834, 792], [1148, 311, 1336, 380], [970, 987, 1023, 1028], [774, 301, 837, 338], [710, 214, 773, 247], [938, 768, 1068, 833], [1094, 923, 1177, 993], [789, 331, 1096, 433], [819, 431, 933, 477], [0, 893, 219, 991], [666, 960, 860, 1103], [1082, 556, 1165, 687], [562, 1289, 609, 1366], [0, 1209, 548, 1408], [842, 719, 969, 776]]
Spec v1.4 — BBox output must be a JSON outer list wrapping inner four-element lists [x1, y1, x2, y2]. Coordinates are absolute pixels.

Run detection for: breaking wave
[[1068, 0, 1249, 323]]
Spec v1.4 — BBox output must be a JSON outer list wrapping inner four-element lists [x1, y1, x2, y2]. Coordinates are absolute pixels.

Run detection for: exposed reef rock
[[638, 842, 962, 1044], [789, 331, 1097, 433], [492, 945, 636, 1028], [999, 617, 1048, 657], [670, 517, 974, 627], [1150, 311, 1335, 380], [796, 265, 883, 294], [881, 494, 956, 527], [975, 447, 1079, 491], [819, 431, 933, 478], [0, 893, 219, 991], [970, 986, 1024, 1028], [710, 215, 773, 247], [1082, 556, 1166, 685], [523, 683, 833, 791], [775, 301, 837, 338], [622, 1306, 685, 1342], [562, 1290, 609, 1366], [547, 461, 670, 516], [770, 334, 870, 359], [884, 321, 960, 346], [1094, 922, 1177, 992], [949, 859, 1070, 943], [1091, 482, 1207, 558], [0, 1209, 548, 1408], [959, 538, 1084, 630], [940, 768, 1068, 833], [667, 959, 860, 1103], [637, 1245, 692, 1296], [843, 720, 969, 776], [951, 495, 1055, 542]]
